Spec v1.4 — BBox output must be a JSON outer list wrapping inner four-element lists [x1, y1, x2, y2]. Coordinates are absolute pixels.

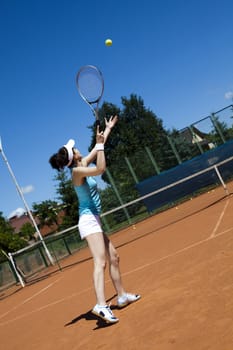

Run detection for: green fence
[[0, 227, 83, 291]]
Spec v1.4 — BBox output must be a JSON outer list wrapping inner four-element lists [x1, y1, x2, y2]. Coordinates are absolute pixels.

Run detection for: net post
[[8, 253, 25, 287]]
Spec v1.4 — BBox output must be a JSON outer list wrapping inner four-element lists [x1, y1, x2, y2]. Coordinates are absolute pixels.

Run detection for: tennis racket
[[76, 65, 104, 126]]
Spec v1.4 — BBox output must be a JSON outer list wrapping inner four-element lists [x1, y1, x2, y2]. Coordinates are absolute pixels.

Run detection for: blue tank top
[[74, 176, 101, 215]]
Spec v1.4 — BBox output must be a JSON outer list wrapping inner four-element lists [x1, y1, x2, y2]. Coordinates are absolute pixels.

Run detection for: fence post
[[101, 215, 111, 232], [145, 147, 160, 174], [167, 135, 182, 164], [210, 113, 226, 144], [105, 168, 132, 224], [188, 126, 204, 154], [124, 156, 139, 183]]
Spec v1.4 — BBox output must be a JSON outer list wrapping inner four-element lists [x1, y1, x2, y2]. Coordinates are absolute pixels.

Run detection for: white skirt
[[78, 214, 103, 239]]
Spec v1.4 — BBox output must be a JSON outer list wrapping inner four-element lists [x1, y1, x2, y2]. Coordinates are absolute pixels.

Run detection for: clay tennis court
[[1, 182, 233, 350]]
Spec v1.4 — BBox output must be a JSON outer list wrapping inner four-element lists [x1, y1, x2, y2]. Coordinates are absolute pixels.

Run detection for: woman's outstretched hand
[[105, 115, 118, 130]]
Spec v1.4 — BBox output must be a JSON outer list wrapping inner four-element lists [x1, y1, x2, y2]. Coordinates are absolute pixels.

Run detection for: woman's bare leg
[[85, 232, 107, 305], [103, 233, 125, 297]]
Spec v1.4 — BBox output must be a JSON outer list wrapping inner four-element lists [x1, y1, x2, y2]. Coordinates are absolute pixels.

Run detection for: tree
[[32, 200, 60, 228], [54, 170, 79, 229], [167, 128, 201, 164], [88, 94, 171, 200], [84, 94, 175, 221], [0, 212, 27, 260], [208, 114, 233, 145], [19, 222, 35, 241], [91, 94, 170, 167]]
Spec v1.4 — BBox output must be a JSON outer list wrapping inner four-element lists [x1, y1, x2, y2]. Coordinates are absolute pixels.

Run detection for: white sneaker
[[92, 304, 119, 324], [117, 293, 141, 308]]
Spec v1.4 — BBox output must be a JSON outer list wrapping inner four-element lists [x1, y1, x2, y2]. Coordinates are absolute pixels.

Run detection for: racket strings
[[77, 67, 104, 104]]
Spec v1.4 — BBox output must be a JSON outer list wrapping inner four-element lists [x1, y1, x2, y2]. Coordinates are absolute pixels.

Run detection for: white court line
[[0, 286, 92, 326], [121, 226, 233, 278], [0, 278, 61, 320], [209, 198, 230, 238], [1, 220, 233, 327]]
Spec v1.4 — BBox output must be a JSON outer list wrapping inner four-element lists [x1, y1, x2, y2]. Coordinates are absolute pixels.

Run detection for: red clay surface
[[1, 183, 233, 350]]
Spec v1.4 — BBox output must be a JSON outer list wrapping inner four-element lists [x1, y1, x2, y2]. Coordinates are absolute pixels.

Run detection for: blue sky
[[0, 0, 233, 218]]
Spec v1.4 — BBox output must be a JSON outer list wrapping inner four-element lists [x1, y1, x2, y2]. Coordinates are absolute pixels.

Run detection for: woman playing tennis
[[49, 115, 140, 324]]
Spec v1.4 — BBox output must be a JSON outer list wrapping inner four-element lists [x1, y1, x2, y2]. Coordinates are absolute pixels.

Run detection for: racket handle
[[96, 120, 100, 127]]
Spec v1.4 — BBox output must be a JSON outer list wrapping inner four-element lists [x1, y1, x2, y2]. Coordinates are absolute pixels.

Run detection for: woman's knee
[[94, 256, 107, 270], [110, 251, 120, 266]]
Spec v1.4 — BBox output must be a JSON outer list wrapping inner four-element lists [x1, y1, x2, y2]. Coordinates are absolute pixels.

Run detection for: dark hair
[[49, 147, 69, 171]]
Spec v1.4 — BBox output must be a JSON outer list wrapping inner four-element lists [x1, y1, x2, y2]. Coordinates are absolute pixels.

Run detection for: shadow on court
[[64, 310, 116, 330], [64, 294, 118, 330]]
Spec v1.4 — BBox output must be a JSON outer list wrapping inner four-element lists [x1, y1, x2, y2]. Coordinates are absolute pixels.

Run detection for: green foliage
[[0, 212, 27, 260], [32, 200, 60, 227], [167, 128, 201, 163], [0, 211, 14, 235], [208, 114, 233, 145], [89, 94, 173, 219], [54, 170, 79, 229], [96, 94, 171, 182], [19, 222, 35, 241]]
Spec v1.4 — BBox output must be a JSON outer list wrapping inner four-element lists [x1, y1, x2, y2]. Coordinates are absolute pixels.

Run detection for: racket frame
[[76, 65, 104, 124]]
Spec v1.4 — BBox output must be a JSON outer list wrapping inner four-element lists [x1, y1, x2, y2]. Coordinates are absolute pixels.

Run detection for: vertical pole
[[105, 168, 132, 224], [145, 147, 160, 174], [210, 113, 226, 144], [167, 135, 182, 164], [1, 249, 25, 287], [188, 126, 203, 154], [0, 138, 54, 265], [101, 215, 111, 232], [8, 253, 25, 287], [124, 156, 139, 183]]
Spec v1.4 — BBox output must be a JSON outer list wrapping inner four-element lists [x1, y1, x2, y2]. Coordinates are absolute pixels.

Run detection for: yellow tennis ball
[[105, 39, 112, 47]]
